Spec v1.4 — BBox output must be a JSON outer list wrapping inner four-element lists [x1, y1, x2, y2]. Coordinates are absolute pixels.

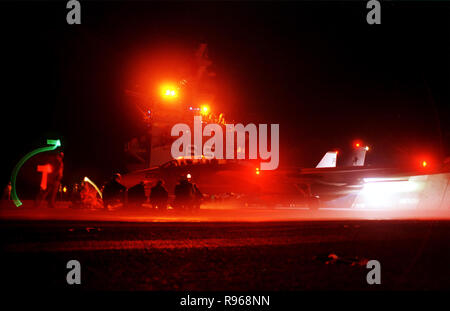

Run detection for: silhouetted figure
[[80, 181, 103, 209], [128, 181, 147, 207], [174, 178, 194, 209], [35, 152, 64, 208], [150, 180, 168, 210], [192, 183, 203, 209], [69, 183, 82, 209], [2, 181, 11, 201], [103, 173, 127, 210]]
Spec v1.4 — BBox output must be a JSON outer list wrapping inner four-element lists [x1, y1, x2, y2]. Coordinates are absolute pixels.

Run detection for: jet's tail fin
[[316, 151, 338, 168], [347, 146, 367, 166]]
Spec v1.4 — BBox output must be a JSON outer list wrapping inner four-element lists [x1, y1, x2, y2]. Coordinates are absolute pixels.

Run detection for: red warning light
[[353, 139, 363, 148]]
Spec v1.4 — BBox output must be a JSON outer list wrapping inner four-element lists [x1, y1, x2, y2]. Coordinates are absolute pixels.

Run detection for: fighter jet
[[295, 147, 450, 209], [121, 146, 367, 208], [122, 143, 450, 209]]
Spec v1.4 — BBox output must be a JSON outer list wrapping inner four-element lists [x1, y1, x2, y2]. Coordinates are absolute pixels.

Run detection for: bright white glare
[[362, 180, 419, 194], [354, 177, 425, 209]]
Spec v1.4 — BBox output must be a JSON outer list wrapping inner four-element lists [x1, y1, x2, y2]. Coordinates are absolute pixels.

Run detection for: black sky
[[1, 1, 449, 185]]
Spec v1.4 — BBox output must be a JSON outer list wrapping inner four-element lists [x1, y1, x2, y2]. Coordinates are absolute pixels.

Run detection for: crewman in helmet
[[102, 173, 127, 210], [150, 180, 169, 210], [174, 175, 194, 209]]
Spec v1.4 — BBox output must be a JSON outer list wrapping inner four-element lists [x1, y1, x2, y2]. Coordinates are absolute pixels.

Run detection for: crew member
[[150, 180, 168, 210], [69, 183, 82, 209], [102, 173, 127, 210], [35, 151, 64, 208], [2, 181, 11, 201], [192, 183, 203, 209], [174, 176, 194, 209], [128, 181, 147, 208]]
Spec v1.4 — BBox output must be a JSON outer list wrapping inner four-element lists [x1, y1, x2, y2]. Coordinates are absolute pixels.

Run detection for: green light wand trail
[[11, 139, 61, 207]]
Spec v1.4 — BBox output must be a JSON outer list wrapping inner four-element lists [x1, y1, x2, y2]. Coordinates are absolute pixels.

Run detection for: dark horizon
[[1, 1, 449, 186]]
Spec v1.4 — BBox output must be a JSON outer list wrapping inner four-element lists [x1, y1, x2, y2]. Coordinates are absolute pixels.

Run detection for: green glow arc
[[11, 139, 61, 207]]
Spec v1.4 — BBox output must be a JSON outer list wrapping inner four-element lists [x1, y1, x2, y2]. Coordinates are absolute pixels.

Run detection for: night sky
[[1, 1, 449, 186]]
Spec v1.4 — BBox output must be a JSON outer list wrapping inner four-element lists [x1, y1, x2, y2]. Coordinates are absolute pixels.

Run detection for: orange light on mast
[[165, 89, 176, 96], [164, 89, 176, 97], [200, 104, 210, 115], [160, 85, 178, 100]]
